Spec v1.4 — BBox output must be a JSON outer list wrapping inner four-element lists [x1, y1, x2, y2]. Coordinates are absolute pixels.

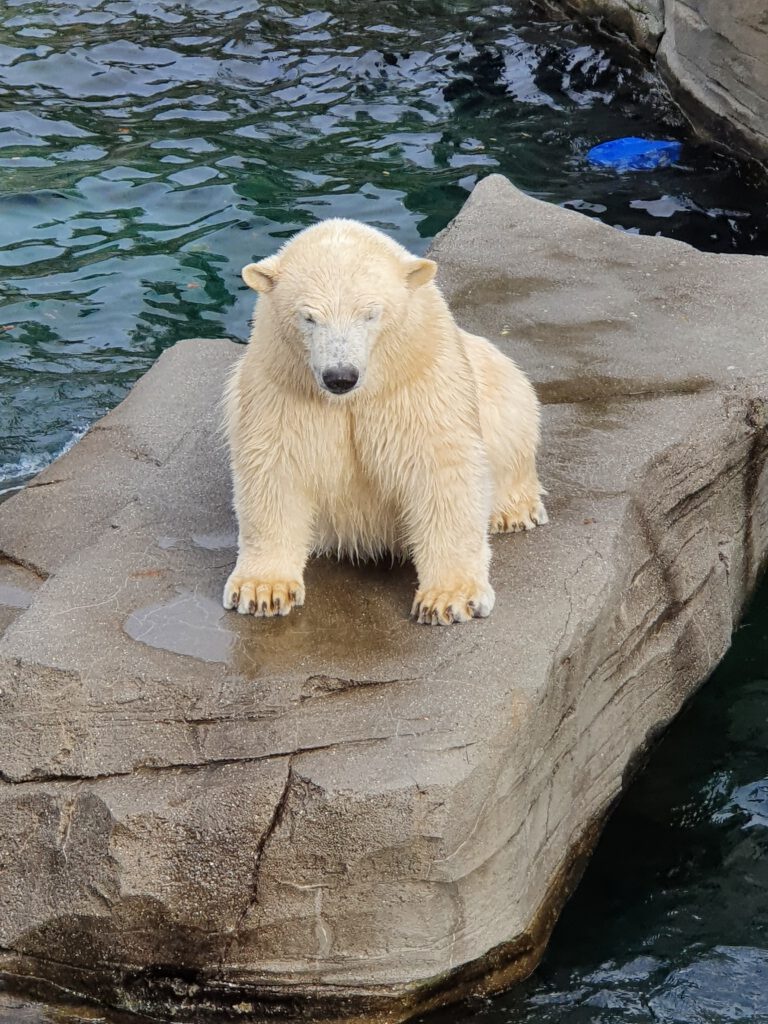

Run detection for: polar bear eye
[[302, 312, 316, 325], [364, 307, 381, 322]]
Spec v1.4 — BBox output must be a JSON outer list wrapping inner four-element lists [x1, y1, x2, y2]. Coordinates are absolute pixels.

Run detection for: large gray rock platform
[[1, 174, 768, 1021], [555, 0, 768, 163]]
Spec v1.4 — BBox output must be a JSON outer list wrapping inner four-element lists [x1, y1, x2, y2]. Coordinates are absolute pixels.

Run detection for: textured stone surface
[[1, 174, 768, 1021], [555, 0, 768, 163], [555, 0, 665, 51], [659, 1, 768, 163]]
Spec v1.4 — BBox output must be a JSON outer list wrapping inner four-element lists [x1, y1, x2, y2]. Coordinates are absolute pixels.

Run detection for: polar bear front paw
[[411, 580, 495, 626], [223, 572, 305, 617]]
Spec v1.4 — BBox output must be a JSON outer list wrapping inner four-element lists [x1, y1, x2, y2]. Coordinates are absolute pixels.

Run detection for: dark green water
[[1, 1, 768, 1021], [3, 0, 768, 495]]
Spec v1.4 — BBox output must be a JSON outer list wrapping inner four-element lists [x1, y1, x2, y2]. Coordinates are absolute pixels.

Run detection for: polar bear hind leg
[[489, 462, 548, 534], [462, 329, 547, 535]]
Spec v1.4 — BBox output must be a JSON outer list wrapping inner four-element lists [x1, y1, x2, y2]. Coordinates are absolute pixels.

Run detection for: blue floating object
[[587, 137, 682, 171]]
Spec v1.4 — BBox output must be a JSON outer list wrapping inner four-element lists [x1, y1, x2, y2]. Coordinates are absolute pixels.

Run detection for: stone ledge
[[1, 174, 768, 1020], [550, 0, 768, 165]]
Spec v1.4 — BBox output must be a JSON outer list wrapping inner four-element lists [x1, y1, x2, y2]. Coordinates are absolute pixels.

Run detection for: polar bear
[[222, 218, 546, 625]]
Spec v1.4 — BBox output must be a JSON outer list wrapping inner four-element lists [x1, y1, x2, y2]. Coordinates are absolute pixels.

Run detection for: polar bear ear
[[404, 257, 437, 290], [242, 257, 280, 293]]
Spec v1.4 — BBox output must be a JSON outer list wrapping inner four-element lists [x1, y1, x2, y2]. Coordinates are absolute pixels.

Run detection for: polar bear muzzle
[[321, 364, 360, 395]]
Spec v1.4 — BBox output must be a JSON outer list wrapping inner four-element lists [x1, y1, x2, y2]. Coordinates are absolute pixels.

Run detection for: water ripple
[[1, 0, 768, 487]]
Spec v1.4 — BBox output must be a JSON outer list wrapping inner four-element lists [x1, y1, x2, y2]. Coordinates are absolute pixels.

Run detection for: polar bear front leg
[[223, 474, 313, 618], [403, 440, 495, 626]]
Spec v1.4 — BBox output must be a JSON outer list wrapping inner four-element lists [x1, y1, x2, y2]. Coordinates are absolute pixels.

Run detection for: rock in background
[[553, 0, 768, 164]]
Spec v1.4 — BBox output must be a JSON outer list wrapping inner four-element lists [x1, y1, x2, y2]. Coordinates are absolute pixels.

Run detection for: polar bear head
[[241, 219, 436, 397]]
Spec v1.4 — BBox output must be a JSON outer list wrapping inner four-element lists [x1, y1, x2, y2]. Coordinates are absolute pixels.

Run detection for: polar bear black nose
[[322, 365, 359, 394]]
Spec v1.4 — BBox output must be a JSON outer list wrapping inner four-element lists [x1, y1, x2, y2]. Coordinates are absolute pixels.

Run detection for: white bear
[[223, 218, 546, 625]]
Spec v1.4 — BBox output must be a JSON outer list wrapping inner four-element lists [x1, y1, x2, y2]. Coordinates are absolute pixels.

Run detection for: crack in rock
[[219, 759, 295, 969]]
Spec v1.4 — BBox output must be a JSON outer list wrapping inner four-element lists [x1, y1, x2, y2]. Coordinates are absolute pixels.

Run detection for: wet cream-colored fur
[[223, 218, 546, 625]]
